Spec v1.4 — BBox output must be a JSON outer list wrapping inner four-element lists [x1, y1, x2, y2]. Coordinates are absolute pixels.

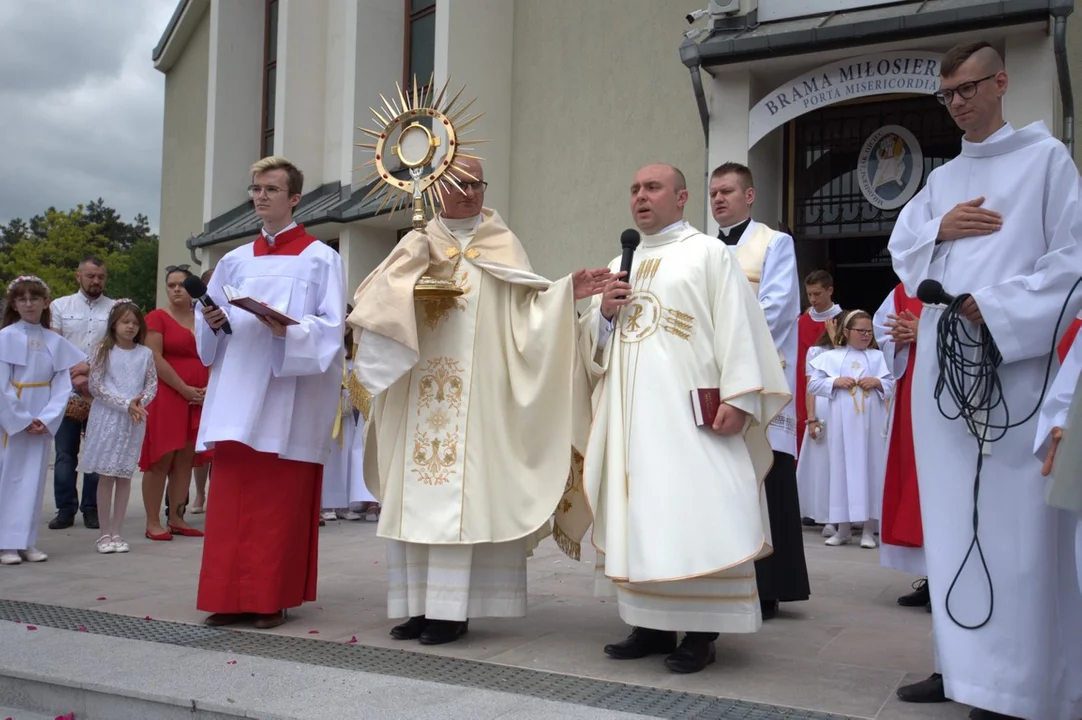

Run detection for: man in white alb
[[582, 163, 789, 674], [348, 157, 605, 646], [709, 162, 809, 620], [888, 40, 1082, 719], [49, 255, 112, 530]]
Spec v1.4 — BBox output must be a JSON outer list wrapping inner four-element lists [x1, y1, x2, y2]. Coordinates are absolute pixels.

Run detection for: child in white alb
[[807, 309, 894, 549], [0, 276, 84, 565], [80, 299, 158, 554]]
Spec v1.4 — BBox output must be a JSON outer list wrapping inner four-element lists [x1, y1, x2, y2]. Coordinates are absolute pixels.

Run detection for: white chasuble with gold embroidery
[[580, 222, 790, 633], [348, 209, 593, 548]]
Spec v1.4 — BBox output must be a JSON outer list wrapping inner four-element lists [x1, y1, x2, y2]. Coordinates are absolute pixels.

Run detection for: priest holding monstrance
[[347, 83, 606, 645]]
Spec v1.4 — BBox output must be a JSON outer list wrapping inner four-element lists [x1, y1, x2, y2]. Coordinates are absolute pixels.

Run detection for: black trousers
[[754, 451, 811, 603]]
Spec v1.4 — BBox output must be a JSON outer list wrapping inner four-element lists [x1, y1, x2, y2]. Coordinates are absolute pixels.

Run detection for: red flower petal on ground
[[308, 630, 319, 634], [26, 625, 37, 631], [76, 626, 87, 632], [54, 714, 75, 720], [144, 616, 152, 621], [95, 597, 106, 601], [226, 660, 237, 665], [347, 636, 357, 644]]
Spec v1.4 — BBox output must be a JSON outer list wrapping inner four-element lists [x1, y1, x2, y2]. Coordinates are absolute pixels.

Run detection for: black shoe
[[390, 615, 427, 640], [603, 627, 678, 659], [760, 599, 779, 621], [48, 513, 75, 530], [664, 633, 717, 674], [897, 578, 929, 607], [419, 619, 468, 645], [897, 672, 947, 703], [969, 709, 1022, 720], [83, 509, 99, 529], [801, 516, 818, 526]]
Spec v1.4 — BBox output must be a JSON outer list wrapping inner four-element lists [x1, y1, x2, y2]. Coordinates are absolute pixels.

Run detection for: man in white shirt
[[48, 255, 112, 530]]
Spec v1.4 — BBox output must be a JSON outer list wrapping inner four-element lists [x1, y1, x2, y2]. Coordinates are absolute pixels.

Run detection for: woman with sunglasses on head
[[137, 265, 207, 541]]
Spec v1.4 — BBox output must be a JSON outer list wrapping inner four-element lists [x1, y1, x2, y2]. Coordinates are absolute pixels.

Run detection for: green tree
[[0, 207, 109, 298], [0, 203, 159, 312]]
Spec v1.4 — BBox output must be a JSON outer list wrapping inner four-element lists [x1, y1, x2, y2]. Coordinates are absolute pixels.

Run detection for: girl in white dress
[[807, 310, 894, 549], [797, 321, 839, 538], [80, 300, 158, 554], [0, 276, 84, 566]]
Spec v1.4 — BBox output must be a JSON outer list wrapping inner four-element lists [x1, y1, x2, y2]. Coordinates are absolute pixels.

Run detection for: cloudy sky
[[0, 0, 177, 231]]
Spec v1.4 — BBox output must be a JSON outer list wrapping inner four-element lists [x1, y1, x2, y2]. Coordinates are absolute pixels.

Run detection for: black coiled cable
[[931, 276, 1082, 630]]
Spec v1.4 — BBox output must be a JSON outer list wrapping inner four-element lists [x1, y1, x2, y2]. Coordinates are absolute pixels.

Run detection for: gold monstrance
[[354, 75, 486, 299]]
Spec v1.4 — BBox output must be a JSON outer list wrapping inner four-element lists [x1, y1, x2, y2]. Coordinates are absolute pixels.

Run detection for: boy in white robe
[[1036, 326, 1082, 594], [888, 40, 1082, 717]]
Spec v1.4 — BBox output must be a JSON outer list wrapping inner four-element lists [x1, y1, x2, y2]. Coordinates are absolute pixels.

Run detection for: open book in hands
[[221, 285, 299, 326]]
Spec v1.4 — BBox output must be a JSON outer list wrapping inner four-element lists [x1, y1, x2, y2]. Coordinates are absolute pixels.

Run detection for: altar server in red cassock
[[194, 156, 345, 629], [796, 271, 842, 459], [873, 283, 930, 610]]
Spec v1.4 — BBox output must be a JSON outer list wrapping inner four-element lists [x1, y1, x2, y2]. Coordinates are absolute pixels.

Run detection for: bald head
[[630, 163, 689, 234], [441, 156, 486, 220]]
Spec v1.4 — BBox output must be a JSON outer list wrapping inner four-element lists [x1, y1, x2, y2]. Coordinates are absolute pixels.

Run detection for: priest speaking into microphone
[[580, 163, 789, 674], [193, 156, 345, 630]]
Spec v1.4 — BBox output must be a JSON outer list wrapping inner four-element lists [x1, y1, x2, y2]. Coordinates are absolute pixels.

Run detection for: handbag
[[65, 395, 92, 422]]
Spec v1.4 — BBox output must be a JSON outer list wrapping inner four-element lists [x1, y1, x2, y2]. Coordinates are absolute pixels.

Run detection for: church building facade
[[152, 0, 1081, 312]]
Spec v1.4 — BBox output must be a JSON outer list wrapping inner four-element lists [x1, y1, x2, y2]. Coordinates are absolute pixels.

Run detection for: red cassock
[[880, 283, 924, 549], [1059, 317, 1081, 363], [196, 226, 324, 615], [796, 312, 827, 458]]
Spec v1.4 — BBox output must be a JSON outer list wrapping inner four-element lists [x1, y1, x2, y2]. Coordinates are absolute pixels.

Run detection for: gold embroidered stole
[[732, 222, 775, 295]]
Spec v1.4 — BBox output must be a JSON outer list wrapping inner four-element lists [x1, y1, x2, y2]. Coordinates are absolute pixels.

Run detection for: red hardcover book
[[690, 388, 721, 427]]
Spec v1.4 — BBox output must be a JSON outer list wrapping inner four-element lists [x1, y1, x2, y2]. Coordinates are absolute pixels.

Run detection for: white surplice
[[807, 347, 893, 524], [321, 358, 375, 509], [796, 345, 833, 522], [889, 121, 1082, 719], [0, 322, 84, 550], [1035, 332, 1082, 594], [195, 243, 346, 465], [731, 221, 800, 456], [582, 221, 790, 633], [873, 291, 925, 576]]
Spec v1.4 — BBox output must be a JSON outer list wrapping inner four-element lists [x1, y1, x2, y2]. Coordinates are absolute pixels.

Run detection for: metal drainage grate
[[0, 600, 853, 720]]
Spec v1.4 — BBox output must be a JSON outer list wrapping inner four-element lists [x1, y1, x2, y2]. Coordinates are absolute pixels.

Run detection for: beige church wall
[[157, 9, 210, 308], [508, 0, 708, 279]]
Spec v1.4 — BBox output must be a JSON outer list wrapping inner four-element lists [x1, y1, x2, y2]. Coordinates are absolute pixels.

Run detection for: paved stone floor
[[0, 475, 973, 719]]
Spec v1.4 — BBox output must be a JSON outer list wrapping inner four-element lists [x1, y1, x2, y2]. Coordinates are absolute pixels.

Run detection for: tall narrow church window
[[260, 0, 279, 158], [404, 0, 436, 92]]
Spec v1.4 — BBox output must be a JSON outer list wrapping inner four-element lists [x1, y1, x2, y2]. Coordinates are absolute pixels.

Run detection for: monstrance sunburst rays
[[352, 73, 488, 224]]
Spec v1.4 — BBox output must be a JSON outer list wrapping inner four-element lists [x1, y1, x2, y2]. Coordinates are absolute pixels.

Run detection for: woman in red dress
[[139, 266, 208, 540]]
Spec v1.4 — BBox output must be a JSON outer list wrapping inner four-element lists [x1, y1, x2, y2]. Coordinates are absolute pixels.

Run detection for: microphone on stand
[[183, 275, 233, 335], [618, 229, 640, 299]]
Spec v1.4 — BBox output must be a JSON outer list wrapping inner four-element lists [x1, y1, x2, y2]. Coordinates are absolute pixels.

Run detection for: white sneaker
[[96, 535, 116, 554], [0, 550, 20, 565], [821, 524, 837, 538], [111, 536, 130, 553], [19, 547, 48, 562], [336, 509, 363, 521], [825, 532, 852, 546], [860, 534, 878, 549], [320, 510, 337, 521]]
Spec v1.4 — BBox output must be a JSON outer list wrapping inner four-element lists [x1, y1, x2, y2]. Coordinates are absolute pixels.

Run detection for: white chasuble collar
[[0, 321, 85, 371], [640, 221, 698, 249], [809, 304, 842, 322]]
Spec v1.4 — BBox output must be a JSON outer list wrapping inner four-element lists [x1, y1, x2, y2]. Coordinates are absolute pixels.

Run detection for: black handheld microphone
[[916, 279, 957, 307], [183, 275, 233, 335], [618, 229, 640, 298]]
